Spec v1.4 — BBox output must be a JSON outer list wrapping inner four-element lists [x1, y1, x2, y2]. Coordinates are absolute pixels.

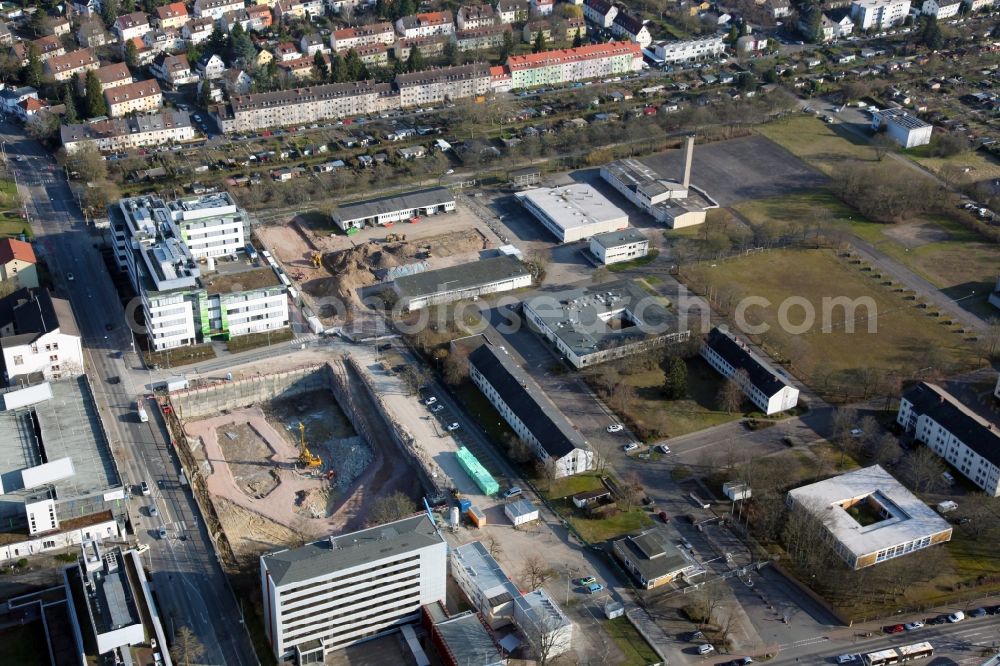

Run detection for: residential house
[[700, 326, 799, 415], [767, 0, 793, 18], [921, 0, 961, 17], [76, 20, 111, 48], [468, 343, 593, 478], [0, 22, 12, 47], [392, 34, 450, 60], [197, 53, 226, 80], [274, 42, 300, 61], [15, 97, 48, 121], [219, 8, 253, 34], [833, 15, 855, 37], [61, 110, 196, 153], [338, 43, 389, 67], [82, 62, 134, 92], [0, 289, 83, 384], [530, 0, 554, 15], [276, 56, 315, 80], [395, 11, 455, 39], [275, 0, 325, 21], [155, 2, 189, 29], [50, 17, 72, 37], [152, 53, 198, 87], [330, 22, 396, 51], [14, 36, 66, 64], [72, 0, 102, 16], [560, 17, 587, 42], [114, 12, 151, 43], [898, 382, 1000, 496], [255, 49, 274, 67], [0, 239, 37, 289], [246, 5, 273, 31], [221, 68, 253, 94], [193, 0, 245, 20], [457, 4, 498, 30], [0, 87, 38, 118], [584, 0, 618, 27], [182, 17, 215, 44], [496, 0, 530, 23], [143, 28, 185, 54], [522, 20, 552, 43], [104, 79, 163, 117], [299, 33, 328, 56], [455, 24, 511, 51], [611, 11, 652, 48], [44, 48, 99, 83]]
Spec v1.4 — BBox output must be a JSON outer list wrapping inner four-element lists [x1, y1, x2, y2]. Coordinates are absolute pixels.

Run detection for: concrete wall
[[169, 365, 331, 420]]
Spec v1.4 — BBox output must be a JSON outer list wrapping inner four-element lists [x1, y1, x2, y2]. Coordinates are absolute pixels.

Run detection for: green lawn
[[735, 191, 1000, 320], [569, 507, 654, 544], [603, 616, 661, 666], [906, 144, 1000, 187], [757, 114, 876, 176], [545, 472, 604, 500], [143, 343, 217, 369], [682, 248, 980, 402], [608, 250, 660, 273], [0, 178, 30, 239], [226, 327, 294, 353]]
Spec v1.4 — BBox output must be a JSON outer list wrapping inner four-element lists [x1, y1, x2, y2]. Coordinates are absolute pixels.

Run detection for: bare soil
[[215, 422, 279, 498]]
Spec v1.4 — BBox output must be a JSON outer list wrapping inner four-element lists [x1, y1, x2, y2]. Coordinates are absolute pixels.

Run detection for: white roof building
[[515, 184, 629, 243]]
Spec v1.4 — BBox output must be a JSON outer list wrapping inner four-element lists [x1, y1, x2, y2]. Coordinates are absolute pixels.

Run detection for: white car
[[947, 611, 964, 623], [447, 422, 460, 432], [903, 621, 924, 630], [836, 655, 857, 664], [607, 424, 623, 433], [656, 444, 671, 454], [697, 643, 715, 655], [623, 442, 639, 453], [424, 396, 437, 406], [850, 428, 862, 438]]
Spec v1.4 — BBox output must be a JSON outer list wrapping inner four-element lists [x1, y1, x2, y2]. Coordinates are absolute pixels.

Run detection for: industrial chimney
[[682, 135, 695, 190]]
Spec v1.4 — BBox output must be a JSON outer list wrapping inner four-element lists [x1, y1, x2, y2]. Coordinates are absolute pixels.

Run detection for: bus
[[862, 642, 934, 666]]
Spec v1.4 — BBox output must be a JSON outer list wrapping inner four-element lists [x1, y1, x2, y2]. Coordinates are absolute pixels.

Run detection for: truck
[[137, 400, 149, 423]]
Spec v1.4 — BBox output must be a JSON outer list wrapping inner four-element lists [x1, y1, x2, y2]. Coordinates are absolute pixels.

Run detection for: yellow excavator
[[297, 422, 322, 468], [311, 252, 322, 268]]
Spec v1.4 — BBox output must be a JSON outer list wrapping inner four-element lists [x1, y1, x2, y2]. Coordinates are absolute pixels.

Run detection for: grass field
[[226, 327, 294, 353], [603, 617, 662, 666], [757, 114, 875, 176], [542, 472, 654, 543], [0, 179, 29, 239], [143, 342, 217, 369], [734, 191, 1000, 319], [681, 249, 979, 401], [906, 144, 1000, 187]]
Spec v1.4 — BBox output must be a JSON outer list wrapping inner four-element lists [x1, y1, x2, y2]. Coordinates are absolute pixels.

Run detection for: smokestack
[[682, 135, 695, 190]]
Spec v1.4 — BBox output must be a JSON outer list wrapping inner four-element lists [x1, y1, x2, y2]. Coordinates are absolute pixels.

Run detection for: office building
[[589, 228, 649, 265], [109, 194, 288, 350], [260, 515, 447, 662], [393, 255, 532, 311], [332, 187, 456, 232], [523, 280, 689, 368], [516, 184, 629, 243], [469, 344, 593, 477], [787, 465, 952, 569], [613, 525, 702, 589], [700, 326, 799, 415], [450, 541, 522, 627]]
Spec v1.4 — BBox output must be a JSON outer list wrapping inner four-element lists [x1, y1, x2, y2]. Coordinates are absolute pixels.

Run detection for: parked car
[[108, 376, 120, 385], [658, 511, 670, 523], [424, 396, 437, 406], [607, 423, 623, 433], [623, 442, 639, 453], [576, 576, 597, 586], [656, 444, 671, 454], [447, 422, 460, 431], [696, 644, 715, 655], [947, 611, 965, 623], [431, 404, 444, 413], [684, 630, 704, 642], [928, 614, 949, 625], [970, 607, 988, 618], [148, 505, 158, 517], [883, 624, 905, 634], [157, 526, 167, 539], [850, 428, 863, 438], [140, 480, 150, 496], [729, 659, 753, 666], [66, 273, 74, 281], [585, 582, 604, 594], [903, 621, 924, 630], [836, 656, 857, 664], [986, 605, 1000, 615], [503, 486, 522, 499]]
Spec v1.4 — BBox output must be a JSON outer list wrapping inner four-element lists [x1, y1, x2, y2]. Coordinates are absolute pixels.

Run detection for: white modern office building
[[850, 0, 912, 29], [109, 194, 288, 351], [515, 184, 629, 243], [260, 515, 447, 662], [872, 108, 932, 149], [469, 343, 593, 477], [898, 382, 1000, 496], [588, 228, 649, 265], [700, 327, 799, 415]]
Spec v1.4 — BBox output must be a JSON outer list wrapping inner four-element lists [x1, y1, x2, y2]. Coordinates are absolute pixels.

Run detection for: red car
[[884, 624, 905, 634], [658, 511, 670, 523]]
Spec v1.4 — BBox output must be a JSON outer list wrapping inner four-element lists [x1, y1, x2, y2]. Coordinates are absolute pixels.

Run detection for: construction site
[[164, 358, 444, 566]]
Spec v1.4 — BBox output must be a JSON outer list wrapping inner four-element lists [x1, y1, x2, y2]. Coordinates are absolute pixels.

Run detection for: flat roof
[[614, 524, 698, 582], [516, 184, 628, 234], [787, 465, 952, 559], [450, 541, 520, 608], [432, 611, 504, 666], [523, 279, 679, 359], [591, 228, 647, 250], [203, 265, 281, 295], [0, 377, 121, 504], [903, 382, 1000, 468], [394, 255, 529, 300], [506, 498, 537, 518], [262, 514, 443, 587], [333, 187, 455, 225]]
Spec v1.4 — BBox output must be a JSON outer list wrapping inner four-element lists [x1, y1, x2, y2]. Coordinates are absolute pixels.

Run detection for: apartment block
[[193, 0, 245, 20], [850, 0, 912, 29], [109, 194, 287, 350], [396, 64, 491, 108], [104, 79, 163, 117], [700, 326, 799, 415], [330, 22, 396, 51], [61, 111, 195, 154], [504, 41, 641, 89], [43, 48, 98, 82], [0, 288, 83, 384], [651, 34, 726, 64], [260, 515, 447, 662], [396, 11, 455, 39]]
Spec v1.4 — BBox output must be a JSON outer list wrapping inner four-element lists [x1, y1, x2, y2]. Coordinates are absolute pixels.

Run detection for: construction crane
[[297, 422, 322, 468]]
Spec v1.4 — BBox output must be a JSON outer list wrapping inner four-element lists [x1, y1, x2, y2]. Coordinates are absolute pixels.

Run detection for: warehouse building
[[522, 280, 689, 368], [787, 465, 952, 570], [393, 255, 531, 311], [872, 108, 932, 148], [700, 326, 799, 415], [332, 187, 456, 232], [468, 344, 593, 477], [421, 602, 504, 666], [260, 514, 447, 662], [897, 382, 1000, 496], [600, 137, 718, 228], [516, 184, 629, 243], [589, 228, 649, 265]]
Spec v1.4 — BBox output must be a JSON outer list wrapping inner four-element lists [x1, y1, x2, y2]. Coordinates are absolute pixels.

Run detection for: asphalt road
[[0, 122, 257, 665]]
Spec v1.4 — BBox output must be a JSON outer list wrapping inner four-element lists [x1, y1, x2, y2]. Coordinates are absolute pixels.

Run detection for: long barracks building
[[212, 42, 641, 134]]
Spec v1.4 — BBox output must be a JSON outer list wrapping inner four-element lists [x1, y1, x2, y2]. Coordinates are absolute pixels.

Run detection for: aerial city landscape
[[0, 0, 998, 664]]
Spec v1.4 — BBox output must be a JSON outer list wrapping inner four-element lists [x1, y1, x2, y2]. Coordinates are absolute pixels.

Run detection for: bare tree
[[902, 446, 947, 493], [520, 553, 556, 590], [618, 471, 644, 511], [483, 531, 504, 561], [978, 317, 1000, 361], [442, 344, 470, 385], [961, 493, 1000, 540], [871, 133, 897, 161], [718, 376, 743, 414], [170, 626, 205, 666], [865, 433, 902, 467], [523, 605, 570, 666], [367, 491, 416, 526]]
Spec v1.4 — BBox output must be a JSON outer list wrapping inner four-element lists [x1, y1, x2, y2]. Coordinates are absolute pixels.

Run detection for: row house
[[155, 2, 189, 30], [61, 111, 196, 153], [395, 63, 491, 107], [454, 24, 511, 51], [396, 11, 455, 39], [44, 48, 99, 82], [115, 11, 151, 42], [214, 81, 396, 133], [330, 22, 395, 51], [12, 36, 65, 65], [490, 64, 512, 92], [457, 4, 498, 30], [392, 34, 450, 60], [584, 0, 617, 27], [193, 0, 245, 20], [104, 79, 163, 117], [182, 17, 215, 44], [496, 0, 530, 23], [152, 53, 198, 87]]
